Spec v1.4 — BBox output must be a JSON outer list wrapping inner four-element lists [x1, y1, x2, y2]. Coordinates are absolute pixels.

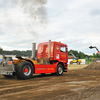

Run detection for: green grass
[[85, 61, 94, 65]]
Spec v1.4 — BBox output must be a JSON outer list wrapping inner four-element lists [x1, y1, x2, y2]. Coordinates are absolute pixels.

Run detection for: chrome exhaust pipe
[[32, 43, 36, 59], [48, 40, 51, 59]]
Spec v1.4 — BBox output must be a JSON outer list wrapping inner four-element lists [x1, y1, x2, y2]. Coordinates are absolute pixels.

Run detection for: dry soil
[[0, 69, 100, 100], [85, 62, 100, 70]]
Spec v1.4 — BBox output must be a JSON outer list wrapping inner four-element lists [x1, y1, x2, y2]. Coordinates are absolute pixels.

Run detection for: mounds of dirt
[[85, 62, 100, 70]]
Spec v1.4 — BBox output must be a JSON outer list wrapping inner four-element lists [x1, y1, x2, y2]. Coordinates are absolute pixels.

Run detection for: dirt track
[[0, 69, 100, 100]]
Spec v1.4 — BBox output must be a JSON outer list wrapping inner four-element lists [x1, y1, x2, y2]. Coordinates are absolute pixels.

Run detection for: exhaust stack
[[32, 43, 36, 59], [48, 40, 51, 59]]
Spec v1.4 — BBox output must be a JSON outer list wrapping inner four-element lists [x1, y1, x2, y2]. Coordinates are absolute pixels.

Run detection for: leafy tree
[[0, 48, 3, 55], [68, 50, 86, 59], [93, 53, 96, 58]]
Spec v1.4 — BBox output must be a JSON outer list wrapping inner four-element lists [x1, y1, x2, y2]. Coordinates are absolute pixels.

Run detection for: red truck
[[0, 40, 68, 79]]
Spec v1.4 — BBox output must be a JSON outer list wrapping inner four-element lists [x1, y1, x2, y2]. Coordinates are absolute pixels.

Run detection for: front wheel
[[56, 64, 63, 76], [16, 61, 33, 79]]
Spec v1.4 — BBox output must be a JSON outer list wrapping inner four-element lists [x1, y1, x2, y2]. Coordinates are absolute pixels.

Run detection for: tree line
[[0, 48, 100, 59], [68, 49, 100, 59], [68, 49, 87, 59], [0, 48, 37, 57]]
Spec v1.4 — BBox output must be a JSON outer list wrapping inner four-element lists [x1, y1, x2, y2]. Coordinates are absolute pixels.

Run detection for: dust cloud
[[2, 0, 48, 39], [19, 0, 48, 38], [21, 0, 47, 22]]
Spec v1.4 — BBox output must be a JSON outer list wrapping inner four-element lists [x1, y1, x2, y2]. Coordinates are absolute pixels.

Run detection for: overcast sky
[[0, 0, 100, 55]]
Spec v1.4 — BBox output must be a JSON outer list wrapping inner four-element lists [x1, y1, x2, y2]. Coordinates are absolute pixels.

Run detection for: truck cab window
[[60, 46, 66, 52]]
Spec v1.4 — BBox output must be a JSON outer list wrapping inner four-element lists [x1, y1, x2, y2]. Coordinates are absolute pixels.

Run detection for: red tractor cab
[[35, 41, 68, 75]]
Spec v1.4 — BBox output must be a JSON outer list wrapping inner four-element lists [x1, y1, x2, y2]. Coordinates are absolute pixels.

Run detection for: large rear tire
[[56, 64, 63, 76], [16, 61, 33, 79]]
